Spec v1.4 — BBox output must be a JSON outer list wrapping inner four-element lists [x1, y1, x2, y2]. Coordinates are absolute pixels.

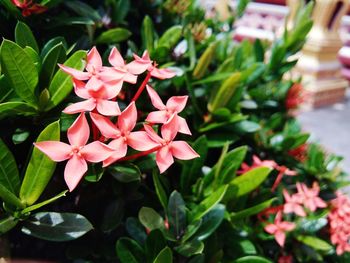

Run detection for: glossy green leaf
[[188, 254, 205, 263], [192, 72, 233, 86], [0, 101, 37, 119], [24, 46, 41, 72], [15, 21, 39, 53], [152, 170, 168, 210], [0, 39, 38, 105], [110, 164, 141, 183], [167, 191, 186, 240], [96, 28, 132, 44], [126, 217, 147, 245], [116, 237, 145, 263], [0, 183, 24, 208], [46, 50, 86, 110], [158, 25, 182, 49], [296, 235, 333, 252], [12, 128, 30, 145], [194, 204, 225, 241], [22, 212, 93, 241], [0, 139, 20, 195], [224, 167, 271, 201], [141, 15, 155, 52], [41, 43, 66, 87], [101, 199, 124, 232], [190, 185, 228, 222], [0, 74, 14, 103], [193, 43, 216, 79], [138, 207, 165, 231], [231, 198, 276, 221], [21, 191, 68, 214], [145, 229, 166, 262], [234, 256, 272, 263], [234, 120, 261, 134], [175, 240, 204, 257], [65, 0, 101, 21], [41, 37, 67, 59], [20, 120, 60, 206], [0, 216, 17, 234], [153, 247, 173, 263]]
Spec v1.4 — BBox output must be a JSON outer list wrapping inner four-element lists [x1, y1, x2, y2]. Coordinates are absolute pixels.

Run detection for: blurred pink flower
[[283, 189, 306, 217], [34, 113, 114, 191], [11, 0, 47, 17], [144, 115, 199, 173], [278, 255, 293, 263], [146, 85, 191, 135], [237, 155, 276, 174], [264, 211, 296, 247], [90, 102, 159, 166], [296, 182, 327, 212]]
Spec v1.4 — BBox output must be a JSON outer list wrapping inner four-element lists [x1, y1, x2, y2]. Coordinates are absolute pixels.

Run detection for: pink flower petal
[[118, 102, 137, 132], [151, 67, 176, 79], [86, 46, 102, 71], [73, 79, 90, 99], [264, 224, 277, 234], [170, 141, 199, 160], [67, 113, 90, 147], [294, 205, 306, 217], [105, 80, 123, 99], [156, 146, 174, 173], [143, 125, 162, 143], [177, 116, 192, 135], [81, 141, 114, 162], [275, 231, 286, 247], [123, 72, 137, 84], [166, 96, 188, 112], [109, 47, 124, 68], [63, 98, 96, 114], [103, 138, 128, 167], [161, 114, 178, 141], [86, 76, 104, 92], [90, 112, 120, 139], [96, 99, 121, 116], [64, 155, 88, 192], [58, 64, 89, 80], [99, 67, 124, 82], [280, 222, 296, 231], [127, 131, 160, 151], [34, 141, 71, 162], [146, 85, 166, 110], [146, 110, 168, 123], [127, 60, 150, 75]]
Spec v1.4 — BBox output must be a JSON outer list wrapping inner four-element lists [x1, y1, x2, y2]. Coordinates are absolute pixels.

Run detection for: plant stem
[[132, 71, 152, 102], [118, 146, 161, 162]]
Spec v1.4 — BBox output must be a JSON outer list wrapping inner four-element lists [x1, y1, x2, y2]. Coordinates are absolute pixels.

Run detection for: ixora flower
[[264, 211, 296, 247], [283, 189, 306, 217], [237, 155, 276, 174], [144, 115, 199, 173], [11, 0, 47, 17], [35, 113, 114, 191], [296, 182, 327, 212], [146, 85, 191, 135], [329, 192, 350, 255], [90, 102, 159, 166]]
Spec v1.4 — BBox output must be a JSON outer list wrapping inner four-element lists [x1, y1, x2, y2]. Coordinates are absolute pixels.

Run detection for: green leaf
[[20, 120, 60, 206], [152, 170, 168, 210], [0, 216, 18, 234], [154, 247, 173, 263], [158, 25, 182, 49], [138, 207, 165, 231], [145, 229, 166, 262], [109, 164, 141, 183], [175, 240, 204, 257], [194, 204, 225, 241], [12, 128, 30, 145], [234, 120, 261, 134], [0, 183, 24, 208], [0, 39, 38, 105], [193, 43, 216, 79], [233, 256, 272, 263], [231, 198, 276, 221], [15, 21, 39, 53], [296, 235, 333, 252], [96, 28, 132, 44], [0, 74, 14, 103], [190, 185, 228, 222], [41, 37, 67, 59], [21, 212, 93, 241], [0, 139, 20, 195], [24, 46, 41, 72], [126, 217, 147, 245], [224, 167, 271, 201], [188, 254, 205, 263], [65, 0, 101, 21], [116, 237, 145, 263], [101, 199, 124, 232], [167, 191, 186, 239], [192, 72, 233, 86], [141, 15, 155, 52], [21, 191, 68, 214], [0, 102, 37, 119], [41, 43, 66, 87], [46, 50, 86, 110], [181, 135, 208, 193]]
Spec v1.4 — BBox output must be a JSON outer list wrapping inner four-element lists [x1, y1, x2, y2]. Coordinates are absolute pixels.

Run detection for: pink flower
[[63, 79, 121, 116], [133, 51, 176, 79], [11, 0, 48, 17], [90, 102, 160, 166], [296, 182, 327, 212], [329, 192, 350, 255], [34, 113, 114, 191], [271, 165, 297, 192], [144, 115, 199, 173], [283, 189, 306, 217], [264, 211, 296, 247], [238, 155, 276, 174], [146, 85, 191, 135]]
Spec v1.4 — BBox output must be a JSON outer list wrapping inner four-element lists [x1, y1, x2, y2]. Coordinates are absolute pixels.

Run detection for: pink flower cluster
[[328, 192, 350, 255], [238, 155, 297, 191], [283, 182, 327, 216], [35, 47, 199, 192]]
